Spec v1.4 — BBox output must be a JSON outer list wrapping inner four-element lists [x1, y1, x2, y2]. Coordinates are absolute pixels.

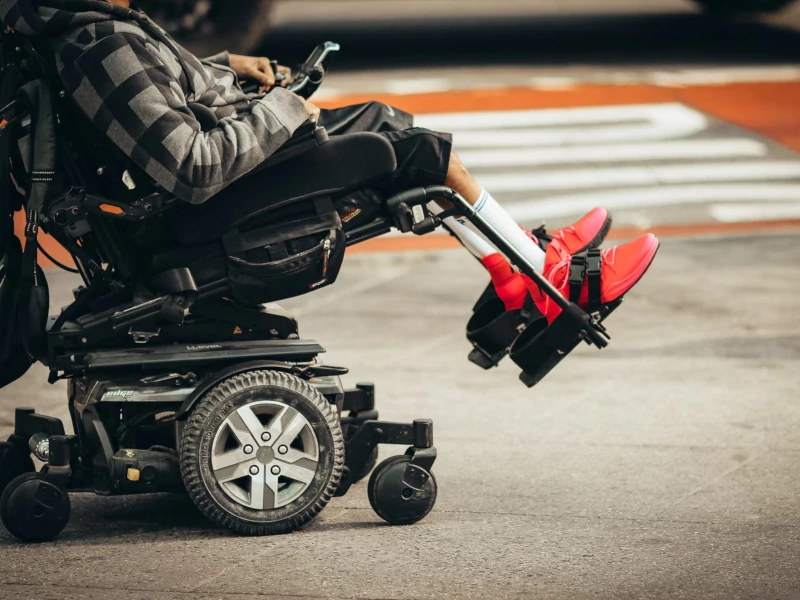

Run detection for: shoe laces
[[554, 225, 577, 241]]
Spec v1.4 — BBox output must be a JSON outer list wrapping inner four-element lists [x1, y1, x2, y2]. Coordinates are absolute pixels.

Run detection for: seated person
[[0, 0, 659, 322]]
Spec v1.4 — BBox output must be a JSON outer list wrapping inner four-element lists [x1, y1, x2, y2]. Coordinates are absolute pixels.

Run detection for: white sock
[[473, 188, 546, 272], [428, 202, 496, 260]]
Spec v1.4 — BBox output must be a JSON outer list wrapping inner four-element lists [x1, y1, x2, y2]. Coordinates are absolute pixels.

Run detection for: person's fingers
[[249, 57, 275, 89]]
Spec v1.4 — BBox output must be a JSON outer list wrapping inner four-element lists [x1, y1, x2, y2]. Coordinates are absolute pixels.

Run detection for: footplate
[[510, 299, 622, 388], [466, 292, 537, 369]]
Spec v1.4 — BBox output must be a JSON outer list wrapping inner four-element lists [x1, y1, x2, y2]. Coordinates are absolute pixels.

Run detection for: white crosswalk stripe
[[457, 139, 767, 168], [416, 103, 800, 226]]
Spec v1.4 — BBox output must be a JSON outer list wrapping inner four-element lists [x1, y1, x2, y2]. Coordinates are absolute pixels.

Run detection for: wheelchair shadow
[[0, 492, 388, 546], [0, 493, 222, 547]]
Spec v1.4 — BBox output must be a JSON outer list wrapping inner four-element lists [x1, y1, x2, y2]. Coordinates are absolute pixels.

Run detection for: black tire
[[180, 370, 344, 536], [0, 441, 35, 495], [692, 0, 796, 13], [0, 472, 40, 531], [352, 447, 379, 483], [368, 455, 437, 526], [1, 473, 71, 543]]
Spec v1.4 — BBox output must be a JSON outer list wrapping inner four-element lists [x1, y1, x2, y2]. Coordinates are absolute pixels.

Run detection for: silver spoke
[[234, 406, 268, 446], [276, 457, 318, 485], [263, 405, 290, 443], [225, 411, 260, 448], [211, 447, 251, 472], [274, 410, 308, 449], [214, 459, 257, 484], [280, 447, 317, 464], [250, 471, 279, 510]]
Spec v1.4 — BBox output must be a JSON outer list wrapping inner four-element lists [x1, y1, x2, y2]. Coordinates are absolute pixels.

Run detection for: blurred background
[[3, 3, 800, 598], [137, 0, 800, 236]]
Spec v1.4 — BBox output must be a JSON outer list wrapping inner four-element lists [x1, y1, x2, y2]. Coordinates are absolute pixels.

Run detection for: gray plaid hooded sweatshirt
[[0, 0, 311, 203]]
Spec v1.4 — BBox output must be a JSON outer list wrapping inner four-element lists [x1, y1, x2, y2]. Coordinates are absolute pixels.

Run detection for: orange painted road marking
[[348, 219, 800, 254], [26, 79, 800, 267], [319, 80, 800, 154]]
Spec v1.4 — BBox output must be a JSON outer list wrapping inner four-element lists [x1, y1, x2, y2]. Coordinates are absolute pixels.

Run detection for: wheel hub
[[210, 401, 320, 510], [256, 446, 275, 464]]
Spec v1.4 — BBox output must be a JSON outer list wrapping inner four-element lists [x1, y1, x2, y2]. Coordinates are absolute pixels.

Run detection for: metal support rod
[[385, 185, 610, 348], [0, 99, 17, 118], [413, 186, 573, 311]]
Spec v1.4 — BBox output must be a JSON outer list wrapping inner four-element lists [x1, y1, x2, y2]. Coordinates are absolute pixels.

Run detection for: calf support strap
[[568, 249, 603, 312], [14, 80, 56, 360]]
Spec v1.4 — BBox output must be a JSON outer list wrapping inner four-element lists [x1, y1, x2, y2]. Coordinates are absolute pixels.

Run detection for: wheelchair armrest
[[260, 119, 329, 170]]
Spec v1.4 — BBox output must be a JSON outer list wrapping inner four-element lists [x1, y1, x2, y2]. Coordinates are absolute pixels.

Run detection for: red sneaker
[[527, 234, 660, 323], [481, 207, 613, 311], [530, 207, 612, 255]]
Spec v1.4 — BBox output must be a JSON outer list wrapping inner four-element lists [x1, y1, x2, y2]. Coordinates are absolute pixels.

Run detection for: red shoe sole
[[579, 213, 613, 254]]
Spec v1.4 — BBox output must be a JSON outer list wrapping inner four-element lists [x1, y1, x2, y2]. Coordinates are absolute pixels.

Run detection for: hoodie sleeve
[[202, 51, 231, 68], [65, 32, 310, 204]]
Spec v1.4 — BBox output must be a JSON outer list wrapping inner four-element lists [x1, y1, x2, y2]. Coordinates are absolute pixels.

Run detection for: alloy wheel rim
[[211, 400, 319, 510]]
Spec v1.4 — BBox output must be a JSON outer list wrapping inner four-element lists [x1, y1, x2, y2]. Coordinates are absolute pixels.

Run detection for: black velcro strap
[[16, 80, 57, 214], [586, 248, 602, 311], [568, 252, 587, 303]]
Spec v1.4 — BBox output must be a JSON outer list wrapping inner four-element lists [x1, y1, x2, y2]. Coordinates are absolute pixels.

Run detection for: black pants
[[319, 101, 453, 193], [198, 101, 454, 235]]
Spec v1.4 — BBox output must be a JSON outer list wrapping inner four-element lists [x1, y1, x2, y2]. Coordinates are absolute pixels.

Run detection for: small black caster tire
[[352, 447, 379, 483], [368, 455, 437, 525], [0, 473, 71, 543], [0, 442, 35, 494]]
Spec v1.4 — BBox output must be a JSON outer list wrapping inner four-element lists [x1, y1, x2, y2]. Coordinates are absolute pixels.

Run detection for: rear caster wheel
[[0, 441, 35, 494], [0, 473, 71, 543], [368, 455, 437, 525]]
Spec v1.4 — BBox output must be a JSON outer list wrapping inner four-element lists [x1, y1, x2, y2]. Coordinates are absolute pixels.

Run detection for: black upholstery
[[171, 132, 397, 246], [5, 33, 407, 352]]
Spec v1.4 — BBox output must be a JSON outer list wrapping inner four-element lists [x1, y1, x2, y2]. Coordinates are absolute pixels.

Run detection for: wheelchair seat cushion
[[172, 132, 397, 246]]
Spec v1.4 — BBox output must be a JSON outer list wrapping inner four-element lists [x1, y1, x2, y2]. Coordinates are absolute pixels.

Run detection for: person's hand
[[229, 54, 292, 93], [299, 98, 321, 123]]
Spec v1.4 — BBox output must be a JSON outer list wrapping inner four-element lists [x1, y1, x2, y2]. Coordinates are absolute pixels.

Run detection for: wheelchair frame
[[0, 35, 615, 542]]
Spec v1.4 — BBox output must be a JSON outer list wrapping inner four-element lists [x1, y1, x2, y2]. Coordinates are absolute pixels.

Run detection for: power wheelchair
[[0, 35, 618, 543]]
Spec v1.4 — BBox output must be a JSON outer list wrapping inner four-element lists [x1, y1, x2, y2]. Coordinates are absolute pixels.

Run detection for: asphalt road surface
[[3, 234, 800, 600], [2, 4, 800, 599]]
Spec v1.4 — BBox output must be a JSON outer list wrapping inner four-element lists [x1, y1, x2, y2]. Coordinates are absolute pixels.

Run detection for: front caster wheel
[[0, 473, 71, 543], [368, 455, 437, 525]]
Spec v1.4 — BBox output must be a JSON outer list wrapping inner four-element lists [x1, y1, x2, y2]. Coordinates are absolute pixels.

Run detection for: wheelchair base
[[1, 374, 437, 542]]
